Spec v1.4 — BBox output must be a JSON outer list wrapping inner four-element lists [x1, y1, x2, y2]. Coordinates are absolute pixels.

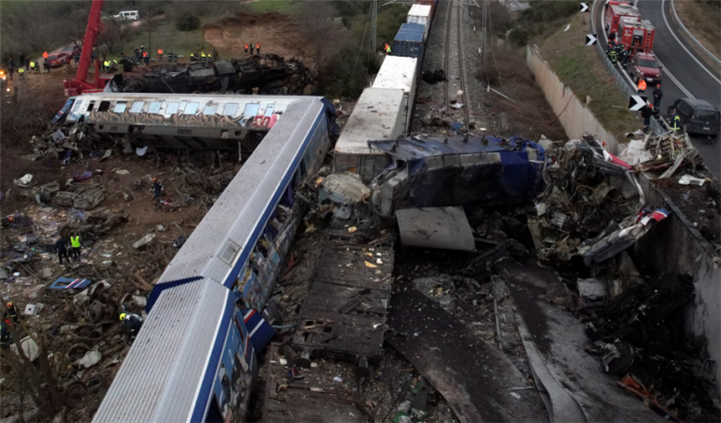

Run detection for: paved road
[[595, 0, 721, 176]]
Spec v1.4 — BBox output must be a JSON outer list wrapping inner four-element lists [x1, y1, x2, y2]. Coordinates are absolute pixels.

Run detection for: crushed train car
[[369, 135, 545, 217]]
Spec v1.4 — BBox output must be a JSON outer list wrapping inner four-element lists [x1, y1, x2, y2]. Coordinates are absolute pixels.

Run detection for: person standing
[[385, 43, 391, 55], [55, 236, 69, 265], [43, 58, 50, 73], [637, 78, 647, 93], [134, 46, 140, 61], [5, 302, 19, 325], [70, 234, 82, 261], [143, 51, 149, 66], [255, 43, 260, 55], [642, 103, 654, 133], [249, 42, 254, 55], [25, 56, 30, 71], [244, 43, 249, 54], [669, 108, 681, 134], [152, 178, 163, 200], [652, 84, 663, 109]]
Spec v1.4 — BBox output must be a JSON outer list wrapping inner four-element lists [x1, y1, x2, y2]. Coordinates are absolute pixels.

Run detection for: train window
[[72, 100, 83, 113], [166, 102, 180, 114], [113, 102, 127, 113], [264, 104, 275, 116], [184, 102, 199, 115], [243, 103, 260, 117], [86, 101, 95, 112], [219, 239, 240, 264], [98, 101, 111, 112], [148, 101, 162, 114], [203, 105, 218, 116], [130, 101, 145, 113], [222, 103, 239, 116]]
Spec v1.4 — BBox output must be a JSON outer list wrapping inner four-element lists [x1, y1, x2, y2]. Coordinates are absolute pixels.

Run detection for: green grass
[[122, 19, 206, 59], [246, 0, 298, 14], [538, 14, 638, 140]]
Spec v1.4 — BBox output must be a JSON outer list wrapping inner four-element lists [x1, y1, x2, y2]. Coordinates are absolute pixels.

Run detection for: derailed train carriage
[[91, 96, 337, 423]]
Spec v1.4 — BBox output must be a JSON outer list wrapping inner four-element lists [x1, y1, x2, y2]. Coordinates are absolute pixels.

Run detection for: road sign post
[[580, 2, 589, 12], [586, 34, 597, 46], [629, 94, 648, 112]]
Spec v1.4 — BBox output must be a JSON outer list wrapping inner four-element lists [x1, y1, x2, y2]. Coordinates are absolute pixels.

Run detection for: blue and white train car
[[93, 96, 336, 423]]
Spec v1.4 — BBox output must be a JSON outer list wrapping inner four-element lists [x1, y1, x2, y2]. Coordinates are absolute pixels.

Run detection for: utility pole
[[371, 0, 377, 53]]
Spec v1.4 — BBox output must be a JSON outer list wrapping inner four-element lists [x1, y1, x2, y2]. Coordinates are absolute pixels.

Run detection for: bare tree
[[293, 1, 344, 71]]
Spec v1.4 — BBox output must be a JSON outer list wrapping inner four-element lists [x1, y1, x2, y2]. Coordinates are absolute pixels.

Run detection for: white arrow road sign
[[586, 34, 597, 45], [580, 2, 589, 12], [629, 95, 648, 111]]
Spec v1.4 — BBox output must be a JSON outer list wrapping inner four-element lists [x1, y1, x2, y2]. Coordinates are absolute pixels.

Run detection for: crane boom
[[64, 0, 111, 96]]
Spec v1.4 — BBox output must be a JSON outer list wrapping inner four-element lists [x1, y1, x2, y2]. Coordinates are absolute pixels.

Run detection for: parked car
[[47, 44, 80, 67], [114, 10, 139, 20], [669, 98, 720, 139], [628, 52, 662, 85]]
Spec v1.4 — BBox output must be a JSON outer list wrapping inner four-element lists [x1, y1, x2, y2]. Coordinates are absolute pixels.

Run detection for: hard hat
[[6, 302, 12, 308], [119, 313, 126, 321], [656, 84, 661, 88], [152, 178, 158, 182]]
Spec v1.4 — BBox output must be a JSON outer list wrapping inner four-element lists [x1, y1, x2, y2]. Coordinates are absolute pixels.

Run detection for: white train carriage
[[64, 93, 326, 150], [93, 96, 336, 423]]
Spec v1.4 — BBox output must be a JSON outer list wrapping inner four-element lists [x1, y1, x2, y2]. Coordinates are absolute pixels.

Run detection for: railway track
[[444, 0, 471, 131]]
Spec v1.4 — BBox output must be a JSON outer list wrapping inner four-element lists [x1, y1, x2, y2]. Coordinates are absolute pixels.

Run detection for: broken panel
[[293, 239, 393, 361]]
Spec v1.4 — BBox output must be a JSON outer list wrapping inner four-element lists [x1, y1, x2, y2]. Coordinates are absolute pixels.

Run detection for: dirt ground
[[203, 12, 309, 67]]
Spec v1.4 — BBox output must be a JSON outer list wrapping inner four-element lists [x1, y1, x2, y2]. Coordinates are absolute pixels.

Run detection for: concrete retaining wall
[[526, 45, 623, 154]]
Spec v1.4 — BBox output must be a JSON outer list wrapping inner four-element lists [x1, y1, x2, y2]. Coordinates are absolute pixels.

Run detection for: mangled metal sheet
[[396, 206, 475, 251], [369, 136, 545, 217]]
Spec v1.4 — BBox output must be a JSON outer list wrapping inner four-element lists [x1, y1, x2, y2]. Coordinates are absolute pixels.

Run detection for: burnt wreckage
[[108, 54, 313, 95]]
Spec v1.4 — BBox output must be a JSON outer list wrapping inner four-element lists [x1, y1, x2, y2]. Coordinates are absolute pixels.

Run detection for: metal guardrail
[[670, 0, 721, 68]]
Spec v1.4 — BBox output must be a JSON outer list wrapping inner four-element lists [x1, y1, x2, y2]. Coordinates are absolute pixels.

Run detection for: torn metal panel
[[497, 259, 668, 422], [369, 136, 546, 217], [386, 289, 547, 423], [319, 173, 370, 205], [396, 206, 475, 251]]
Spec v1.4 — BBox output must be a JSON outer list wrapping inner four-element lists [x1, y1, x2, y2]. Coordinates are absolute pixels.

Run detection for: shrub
[[176, 11, 200, 32], [508, 27, 529, 46]]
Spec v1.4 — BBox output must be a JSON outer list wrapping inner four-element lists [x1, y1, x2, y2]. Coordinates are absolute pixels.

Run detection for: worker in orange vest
[[256, 42, 261, 54], [638, 78, 647, 93], [42, 51, 48, 59], [384, 43, 391, 54], [142, 50, 149, 66], [157, 48, 163, 61], [244, 43, 249, 54]]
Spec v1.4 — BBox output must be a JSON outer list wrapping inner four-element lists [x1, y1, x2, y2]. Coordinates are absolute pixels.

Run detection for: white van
[[114, 10, 139, 21]]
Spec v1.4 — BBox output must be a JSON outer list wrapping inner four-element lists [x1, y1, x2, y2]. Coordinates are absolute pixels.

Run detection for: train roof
[[335, 88, 405, 155], [372, 56, 417, 94], [92, 279, 233, 423], [154, 97, 326, 289], [408, 4, 432, 17]]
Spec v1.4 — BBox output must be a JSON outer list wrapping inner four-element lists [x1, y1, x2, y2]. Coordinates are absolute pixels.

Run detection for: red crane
[[63, 0, 112, 96]]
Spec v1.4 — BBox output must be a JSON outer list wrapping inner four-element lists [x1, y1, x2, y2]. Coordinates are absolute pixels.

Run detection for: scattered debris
[[396, 207, 475, 251]]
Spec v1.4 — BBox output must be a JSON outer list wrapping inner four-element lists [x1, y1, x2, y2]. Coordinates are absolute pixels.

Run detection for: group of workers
[[54, 233, 83, 265], [243, 42, 261, 55], [606, 36, 631, 67], [2, 54, 51, 80]]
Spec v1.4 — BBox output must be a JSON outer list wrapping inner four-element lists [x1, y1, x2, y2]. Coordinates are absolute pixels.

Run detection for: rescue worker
[[385, 43, 391, 55], [5, 302, 19, 325], [608, 48, 618, 65], [55, 236, 69, 265], [103, 60, 110, 72], [669, 108, 681, 133], [43, 51, 48, 60], [134, 46, 140, 61], [201, 51, 206, 61], [255, 43, 260, 55], [0, 321, 10, 346], [119, 312, 143, 341], [249, 42, 254, 55], [74, 53, 80, 66], [157, 48, 163, 61], [652, 84, 663, 109], [17, 67, 24, 79], [70, 234, 82, 261], [190, 52, 196, 62], [244, 43, 249, 54], [29, 60, 36, 74], [637, 78, 647, 93], [642, 103, 654, 133], [620, 47, 629, 67], [143, 51, 149, 66], [25, 57, 29, 71], [213, 47, 218, 61], [152, 178, 163, 199]]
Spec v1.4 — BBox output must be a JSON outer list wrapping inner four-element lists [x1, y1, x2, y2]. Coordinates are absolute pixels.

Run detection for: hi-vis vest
[[71, 236, 81, 248]]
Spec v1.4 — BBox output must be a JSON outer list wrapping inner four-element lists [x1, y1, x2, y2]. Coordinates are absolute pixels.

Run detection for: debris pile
[[528, 134, 652, 264], [586, 274, 720, 422]]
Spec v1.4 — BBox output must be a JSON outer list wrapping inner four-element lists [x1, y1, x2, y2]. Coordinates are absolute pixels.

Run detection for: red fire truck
[[617, 17, 655, 53], [604, 0, 641, 36]]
